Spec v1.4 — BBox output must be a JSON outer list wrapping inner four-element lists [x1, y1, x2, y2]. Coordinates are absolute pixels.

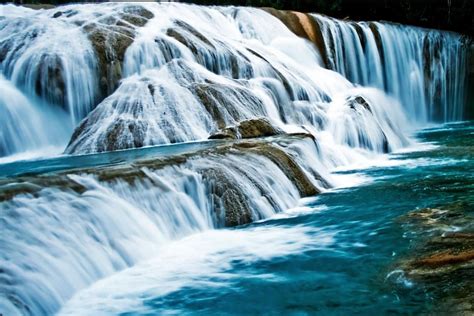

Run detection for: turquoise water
[[141, 122, 472, 315], [56, 122, 473, 315], [2, 122, 472, 315], [0, 140, 224, 178]]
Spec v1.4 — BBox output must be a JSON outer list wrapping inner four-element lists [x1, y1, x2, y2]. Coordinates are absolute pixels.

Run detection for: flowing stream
[[58, 122, 474, 315], [0, 2, 471, 315]]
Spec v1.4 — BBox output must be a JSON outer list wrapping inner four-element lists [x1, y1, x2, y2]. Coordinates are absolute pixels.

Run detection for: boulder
[[209, 118, 284, 140], [346, 95, 372, 113]]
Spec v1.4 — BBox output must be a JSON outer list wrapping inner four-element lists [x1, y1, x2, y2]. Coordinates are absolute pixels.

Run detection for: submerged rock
[[394, 205, 474, 314]]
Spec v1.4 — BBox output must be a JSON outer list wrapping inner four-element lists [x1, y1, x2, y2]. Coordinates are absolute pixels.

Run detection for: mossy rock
[[201, 167, 252, 227], [243, 142, 320, 197], [209, 118, 283, 140]]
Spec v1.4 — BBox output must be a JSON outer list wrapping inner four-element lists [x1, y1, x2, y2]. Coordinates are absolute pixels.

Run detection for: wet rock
[[4, 134, 321, 227], [209, 118, 283, 140], [368, 22, 384, 62], [262, 8, 329, 68], [344, 95, 389, 152], [83, 5, 154, 98], [167, 20, 214, 51], [192, 82, 266, 128], [467, 42, 474, 120], [232, 141, 320, 197], [410, 246, 474, 271], [22, 4, 55, 10], [120, 6, 154, 27], [201, 167, 252, 227], [346, 95, 372, 113], [208, 126, 238, 140], [52, 12, 62, 19], [100, 118, 147, 153], [398, 205, 473, 262], [238, 118, 284, 138], [394, 205, 474, 313], [166, 20, 253, 79], [34, 55, 67, 110], [65, 59, 269, 154], [401, 206, 471, 232]]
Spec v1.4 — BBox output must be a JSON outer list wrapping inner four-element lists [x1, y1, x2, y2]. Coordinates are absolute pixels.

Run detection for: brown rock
[[209, 118, 283, 140]]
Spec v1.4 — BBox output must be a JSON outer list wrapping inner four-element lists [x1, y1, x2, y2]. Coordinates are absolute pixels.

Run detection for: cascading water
[[0, 2, 471, 315], [0, 5, 98, 123], [312, 14, 470, 122], [0, 137, 324, 315], [0, 74, 71, 158], [0, 3, 468, 158]]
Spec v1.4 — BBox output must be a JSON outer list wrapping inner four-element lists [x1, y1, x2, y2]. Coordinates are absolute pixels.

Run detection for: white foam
[[59, 224, 336, 315]]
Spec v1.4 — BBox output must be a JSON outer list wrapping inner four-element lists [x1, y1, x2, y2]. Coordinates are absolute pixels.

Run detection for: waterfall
[[60, 3, 410, 155], [0, 3, 469, 158], [1, 137, 325, 315], [0, 74, 71, 157], [0, 2, 471, 315], [312, 14, 470, 122], [0, 5, 98, 124]]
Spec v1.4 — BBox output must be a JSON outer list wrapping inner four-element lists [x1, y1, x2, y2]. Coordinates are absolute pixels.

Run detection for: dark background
[[178, 0, 473, 35], [7, 0, 473, 35]]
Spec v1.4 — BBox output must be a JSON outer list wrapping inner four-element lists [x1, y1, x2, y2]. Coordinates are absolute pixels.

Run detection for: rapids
[[0, 2, 471, 315], [0, 2, 469, 157]]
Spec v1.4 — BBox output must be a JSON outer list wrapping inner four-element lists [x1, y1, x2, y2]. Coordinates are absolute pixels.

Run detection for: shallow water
[[56, 121, 473, 315]]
